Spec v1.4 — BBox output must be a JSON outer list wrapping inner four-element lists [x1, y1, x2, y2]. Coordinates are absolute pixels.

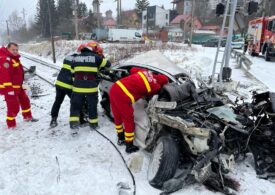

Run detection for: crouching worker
[[69, 41, 111, 135], [109, 67, 169, 153], [0, 42, 38, 129]]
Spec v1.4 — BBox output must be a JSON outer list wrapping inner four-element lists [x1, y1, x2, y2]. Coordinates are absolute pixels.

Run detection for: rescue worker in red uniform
[[0, 42, 37, 129], [109, 67, 169, 153]]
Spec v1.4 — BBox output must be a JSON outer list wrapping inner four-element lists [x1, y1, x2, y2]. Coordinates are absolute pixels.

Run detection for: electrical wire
[[95, 129, 136, 195]]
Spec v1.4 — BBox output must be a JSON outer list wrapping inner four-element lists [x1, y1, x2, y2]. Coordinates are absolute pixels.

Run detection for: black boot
[[50, 117, 58, 128], [117, 133, 125, 146], [70, 123, 80, 136], [80, 119, 89, 128], [125, 142, 139, 154]]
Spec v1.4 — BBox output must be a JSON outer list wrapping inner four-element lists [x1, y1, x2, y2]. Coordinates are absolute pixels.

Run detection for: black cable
[[24, 55, 136, 195], [95, 129, 136, 195]]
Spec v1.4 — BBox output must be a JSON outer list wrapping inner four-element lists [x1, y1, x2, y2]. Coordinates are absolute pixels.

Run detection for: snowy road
[[245, 54, 275, 91], [1, 47, 275, 195]]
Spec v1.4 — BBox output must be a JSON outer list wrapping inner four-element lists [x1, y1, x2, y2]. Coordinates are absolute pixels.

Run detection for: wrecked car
[[99, 64, 275, 194]]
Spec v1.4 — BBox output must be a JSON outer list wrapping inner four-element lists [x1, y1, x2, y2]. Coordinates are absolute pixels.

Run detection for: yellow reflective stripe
[[3, 82, 12, 86], [125, 132, 134, 137], [116, 81, 135, 104], [62, 64, 72, 71], [12, 85, 21, 89], [115, 124, 123, 129], [117, 129, 124, 133], [100, 59, 107, 68], [89, 118, 98, 124], [74, 66, 98, 72], [55, 80, 72, 89], [7, 116, 15, 120], [70, 116, 79, 122], [125, 137, 134, 141], [22, 108, 31, 113], [138, 72, 151, 93], [0, 85, 4, 88], [72, 87, 98, 93]]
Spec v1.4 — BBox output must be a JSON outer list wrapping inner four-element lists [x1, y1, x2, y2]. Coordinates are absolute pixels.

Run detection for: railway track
[[21, 53, 59, 85], [20, 52, 60, 71]]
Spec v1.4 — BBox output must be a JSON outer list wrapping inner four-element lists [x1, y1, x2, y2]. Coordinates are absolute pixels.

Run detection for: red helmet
[[77, 41, 100, 53], [97, 46, 103, 56]]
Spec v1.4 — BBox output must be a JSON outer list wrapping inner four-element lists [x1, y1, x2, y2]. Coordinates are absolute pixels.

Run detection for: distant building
[[171, 0, 192, 15], [142, 5, 170, 30], [103, 10, 116, 29], [92, 0, 100, 14], [170, 14, 202, 31], [172, 0, 184, 14], [121, 10, 140, 28]]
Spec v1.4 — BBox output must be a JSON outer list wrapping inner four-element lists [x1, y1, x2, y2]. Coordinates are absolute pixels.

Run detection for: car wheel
[[147, 135, 179, 189], [265, 50, 271, 61]]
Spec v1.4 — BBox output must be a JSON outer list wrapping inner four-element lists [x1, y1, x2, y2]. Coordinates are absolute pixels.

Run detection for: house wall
[[155, 6, 170, 28], [142, 6, 170, 30], [183, 0, 192, 15]]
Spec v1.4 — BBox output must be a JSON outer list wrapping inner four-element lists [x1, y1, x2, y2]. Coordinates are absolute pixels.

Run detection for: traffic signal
[[248, 1, 259, 15], [216, 3, 225, 16]]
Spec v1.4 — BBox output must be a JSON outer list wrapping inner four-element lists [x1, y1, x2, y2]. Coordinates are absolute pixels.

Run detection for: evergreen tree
[[80, 10, 98, 32], [56, 0, 74, 34], [57, 0, 74, 20], [135, 0, 150, 13], [35, 0, 57, 38], [78, 2, 88, 18]]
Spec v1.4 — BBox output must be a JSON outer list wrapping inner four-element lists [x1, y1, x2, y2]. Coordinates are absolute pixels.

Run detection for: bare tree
[[8, 10, 24, 31]]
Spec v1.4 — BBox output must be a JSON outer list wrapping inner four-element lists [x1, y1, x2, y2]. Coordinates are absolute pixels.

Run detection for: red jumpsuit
[[0, 47, 32, 128], [109, 67, 169, 143]]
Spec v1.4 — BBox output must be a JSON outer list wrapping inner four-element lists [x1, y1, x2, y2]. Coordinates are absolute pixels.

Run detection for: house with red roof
[[170, 14, 203, 31]]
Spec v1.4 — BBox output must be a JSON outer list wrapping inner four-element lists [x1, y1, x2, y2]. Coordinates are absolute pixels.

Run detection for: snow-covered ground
[[1, 41, 275, 195]]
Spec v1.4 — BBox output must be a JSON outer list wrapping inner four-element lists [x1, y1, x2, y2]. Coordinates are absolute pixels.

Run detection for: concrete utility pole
[[74, 0, 79, 40], [116, 0, 121, 27], [47, 0, 56, 63], [146, 7, 149, 34], [219, 0, 238, 84], [262, 0, 271, 17], [22, 8, 27, 28], [6, 20, 10, 42], [189, 0, 195, 47]]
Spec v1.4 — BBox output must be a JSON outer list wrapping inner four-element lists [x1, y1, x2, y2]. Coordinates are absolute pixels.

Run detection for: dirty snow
[[0, 41, 275, 195]]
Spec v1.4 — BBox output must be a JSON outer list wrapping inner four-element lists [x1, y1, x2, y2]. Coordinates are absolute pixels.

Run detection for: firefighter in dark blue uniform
[[70, 42, 111, 135], [50, 54, 76, 128]]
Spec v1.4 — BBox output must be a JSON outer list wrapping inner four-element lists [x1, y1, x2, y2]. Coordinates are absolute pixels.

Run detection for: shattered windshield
[[207, 105, 239, 124]]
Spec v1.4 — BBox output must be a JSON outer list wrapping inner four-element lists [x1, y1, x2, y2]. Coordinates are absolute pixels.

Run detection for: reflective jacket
[[0, 47, 24, 96], [115, 67, 164, 104], [55, 54, 76, 90], [72, 51, 111, 93]]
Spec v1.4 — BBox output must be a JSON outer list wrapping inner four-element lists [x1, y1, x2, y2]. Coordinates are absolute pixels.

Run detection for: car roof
[[111, 63, 184, 82]]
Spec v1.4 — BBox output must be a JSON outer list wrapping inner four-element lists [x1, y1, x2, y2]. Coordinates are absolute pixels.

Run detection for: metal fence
[[231, 49, 252, 72]]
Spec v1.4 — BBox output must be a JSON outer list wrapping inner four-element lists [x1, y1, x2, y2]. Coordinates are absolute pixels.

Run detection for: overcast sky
[[0, 0, 173, 25]]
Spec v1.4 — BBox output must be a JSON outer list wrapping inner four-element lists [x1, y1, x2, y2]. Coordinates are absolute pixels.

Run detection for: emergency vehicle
[[247, 16, 275, 61]]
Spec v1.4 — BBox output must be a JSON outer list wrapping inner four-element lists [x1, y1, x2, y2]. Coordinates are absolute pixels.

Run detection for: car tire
[[147, 135, 179, 189], [265, 50, 271, 61]]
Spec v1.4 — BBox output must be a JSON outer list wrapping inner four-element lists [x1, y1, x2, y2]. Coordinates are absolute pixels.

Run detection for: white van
[[108, 29, 144, 42]]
